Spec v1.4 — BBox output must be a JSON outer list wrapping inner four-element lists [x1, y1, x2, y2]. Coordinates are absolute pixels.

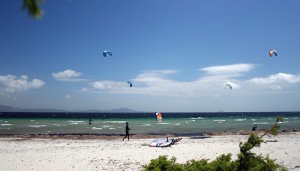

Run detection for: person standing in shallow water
[[252, 124, 257, 131], [123, 122, 131, 141]]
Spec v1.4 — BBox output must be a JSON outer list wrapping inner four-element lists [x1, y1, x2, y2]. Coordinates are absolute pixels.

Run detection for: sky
[[1, 0, 300, 112]]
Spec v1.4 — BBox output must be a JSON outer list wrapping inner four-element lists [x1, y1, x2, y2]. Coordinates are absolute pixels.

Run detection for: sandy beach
[[0, 132, 299, 171]]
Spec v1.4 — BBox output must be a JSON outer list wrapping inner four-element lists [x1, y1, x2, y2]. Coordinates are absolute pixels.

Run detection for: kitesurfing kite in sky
[[127, 81, 133, 87], [103, 50, 112, 57], [269, 50, 278, 57], [224, 83, 233, 90], [156, 112, 162, 122]]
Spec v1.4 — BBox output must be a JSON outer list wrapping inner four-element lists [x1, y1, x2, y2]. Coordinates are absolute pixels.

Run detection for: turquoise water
[[0, 115, 299, 135]]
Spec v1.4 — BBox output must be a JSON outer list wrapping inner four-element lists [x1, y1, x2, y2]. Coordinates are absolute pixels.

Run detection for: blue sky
[[1, 0, 300, 112]]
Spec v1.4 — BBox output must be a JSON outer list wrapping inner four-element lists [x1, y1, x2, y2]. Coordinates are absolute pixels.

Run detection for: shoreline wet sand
[[0, 131, 299, 170]]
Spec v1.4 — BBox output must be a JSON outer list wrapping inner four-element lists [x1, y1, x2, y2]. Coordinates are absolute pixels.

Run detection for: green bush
[[142, 155, 184, 171], [142, 116, 288, 171]]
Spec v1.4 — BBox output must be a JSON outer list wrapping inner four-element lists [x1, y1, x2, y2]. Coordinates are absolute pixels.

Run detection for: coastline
[[0, 129, 298, 139], [0, 132, 299, 170]]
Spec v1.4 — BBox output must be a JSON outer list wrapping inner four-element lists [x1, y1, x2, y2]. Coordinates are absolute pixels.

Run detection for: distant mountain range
[[0, 105, 139, 113]]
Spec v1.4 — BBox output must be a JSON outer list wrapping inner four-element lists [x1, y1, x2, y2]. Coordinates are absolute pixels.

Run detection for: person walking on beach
[[123, 122, 131, 141]]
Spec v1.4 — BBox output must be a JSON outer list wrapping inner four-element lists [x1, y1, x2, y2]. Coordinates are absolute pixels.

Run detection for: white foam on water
[[52, 124, 61, 126], [68, 120, 84, 123], [69, 123, 78, 125], [103, 121, 126, 124], [102, 125, 111, 128], [28, 125, 47, 128], [234, 119, 247, 121], [141, 123, 151, 127], [213, 120, 226, 123], [92, 127, 103, 130], [190, 117, 204, 120], [109, 128, 116, 130], [254, 122, 269, 125], [157, 123, 171, 125], [1, 124, 12, 126]]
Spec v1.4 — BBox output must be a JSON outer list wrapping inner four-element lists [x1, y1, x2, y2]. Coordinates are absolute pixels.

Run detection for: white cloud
[[81, 87, 89, 92], [65, 94, 71, 99], [52, 69, 86, 81], [247, 73, 300, 89], [91, 68, 233, 96], [201, 63, 254, 76], [133, 70, 178, 85], [90, 64, 300, 97], [0, 74, 45, 94], [93, 80, 128, 90]]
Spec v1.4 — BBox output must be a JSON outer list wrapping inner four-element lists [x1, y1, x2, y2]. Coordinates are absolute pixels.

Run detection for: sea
[[0, 112, 300, 135]]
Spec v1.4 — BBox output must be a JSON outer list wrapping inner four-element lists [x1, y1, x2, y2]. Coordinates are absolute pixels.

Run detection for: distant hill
[[85, 108, 138, 113], [0, 105, 19, 112], [0, 105, 138, 113]]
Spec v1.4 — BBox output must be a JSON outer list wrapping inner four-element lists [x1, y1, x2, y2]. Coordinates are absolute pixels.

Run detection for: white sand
[[0, 133, 299, 171]]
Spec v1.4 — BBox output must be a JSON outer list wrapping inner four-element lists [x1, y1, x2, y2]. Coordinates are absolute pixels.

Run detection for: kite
[[269, 50, 277, 57], [127, 81, 133, 87], [103, 50, 112, 57], [224, 83, 232, 90], [156, 112, 162, 122]]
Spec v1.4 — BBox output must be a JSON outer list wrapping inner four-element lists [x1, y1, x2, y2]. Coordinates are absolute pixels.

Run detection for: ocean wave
[[69, 123, 78, 125], [254, 122, 269, 125], [157, 123, 171, 125], [28, 125, 47, 128], [190, 117, 204, 120], [141, 123, 151, 127], [68, 120, 84, 123], [102, 125, 111, 128], [1, 124, 12, 126], [103, 121, 126, 124], [234, 119, 247, 122], [92, 127, 103, 130], [213, 120, 226, 123]]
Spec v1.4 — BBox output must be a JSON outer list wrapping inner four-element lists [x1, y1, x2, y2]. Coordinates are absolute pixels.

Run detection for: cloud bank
[[0, 75, 45, 94], [247, 73, 300, 90], [88, 63, 300, 97]]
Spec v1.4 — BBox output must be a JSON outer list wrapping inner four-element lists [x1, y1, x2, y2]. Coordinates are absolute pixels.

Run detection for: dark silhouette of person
[[89, 118, 92, 125], [123, 122, 131, 141], [252, 124, 257, 131]]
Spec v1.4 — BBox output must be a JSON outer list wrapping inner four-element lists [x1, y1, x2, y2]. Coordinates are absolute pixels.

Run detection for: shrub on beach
[[142, 116, 288, 171]]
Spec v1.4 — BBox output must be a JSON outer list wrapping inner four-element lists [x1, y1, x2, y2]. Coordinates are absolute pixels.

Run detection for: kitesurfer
[[123, 122, 131, 141]]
